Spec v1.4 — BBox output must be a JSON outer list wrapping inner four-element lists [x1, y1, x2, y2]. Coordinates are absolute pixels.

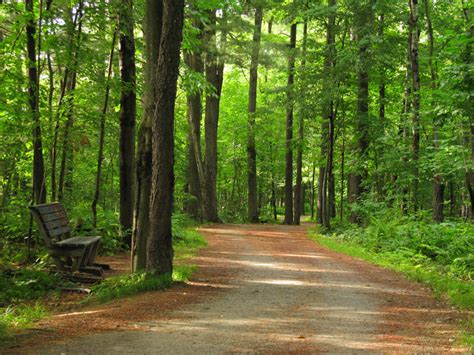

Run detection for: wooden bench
[[29, 202, 106, 277]]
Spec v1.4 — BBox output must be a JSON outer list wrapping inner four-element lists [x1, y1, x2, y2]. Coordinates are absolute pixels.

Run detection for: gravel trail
[[25, 224, 465, 353]]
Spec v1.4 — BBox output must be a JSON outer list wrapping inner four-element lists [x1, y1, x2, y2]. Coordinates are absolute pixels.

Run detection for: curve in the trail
[[32, 224, 464, 354]]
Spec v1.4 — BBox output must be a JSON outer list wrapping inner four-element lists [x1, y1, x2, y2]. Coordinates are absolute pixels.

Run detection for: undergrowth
[[0, 212, 206, 343], [311, 210, 473, 309], [87, 265, 197, 304], [310, 211, 473, 348]]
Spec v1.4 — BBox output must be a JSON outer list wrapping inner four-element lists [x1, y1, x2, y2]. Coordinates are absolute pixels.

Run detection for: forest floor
[[3, 223, 470, 354]]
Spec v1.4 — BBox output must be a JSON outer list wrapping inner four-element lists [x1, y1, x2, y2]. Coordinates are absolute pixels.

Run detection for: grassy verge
[[87, 265, 197, 304], [0, 303, 48, 344], [310, 231, 473, 347], [311, 232, 474, 308]]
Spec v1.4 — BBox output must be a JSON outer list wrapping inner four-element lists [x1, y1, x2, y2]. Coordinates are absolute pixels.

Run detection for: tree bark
[[319, 0, 336, 228], [247, 4, 263, 223], [92, 31, 117, 229], [284, 23, 297, 225], [132, 0, 163, 271], [26, 0, 47, 204], [183, 12, 205, 220], [409, 0, 421, 212], [310, 162, 316, 220], [119, 0, 136, 247], [203, 10, 225, 223], [348, 0, 373, 224], [58, 1, 84, 201], [424, 0, 444, 222], [184, 48, 204, 220], [376, 13, 386, 198], [147, 0, 184, 275], [294, 20, 307, 226], [462, 1, 474, 218]]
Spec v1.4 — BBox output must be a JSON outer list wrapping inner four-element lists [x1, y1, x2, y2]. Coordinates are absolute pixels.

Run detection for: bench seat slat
[[55, 236, 101, 247]]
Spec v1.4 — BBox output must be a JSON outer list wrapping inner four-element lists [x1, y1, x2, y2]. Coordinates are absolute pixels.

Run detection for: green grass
[[87, 264, 198, 304], [0, 303, 48, 344]]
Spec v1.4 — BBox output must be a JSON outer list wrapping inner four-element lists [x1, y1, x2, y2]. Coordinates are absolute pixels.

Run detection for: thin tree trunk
[[203, 10, 225, 223], [284, 23, 297, 225], [51, 3, 80, 201], [340, 102, 345, 221], [47, 51, 55, 200], [294, 20, 307, 225], [26, 0, 47, 204], [184, 48, 203, 220], [58, 1, 84, 201], [320, 0, 336, 228], [271, 174, 277, 220], [147, 0, 184, 275], [310, 162, 315, 220], [462, 1, 474, 218], [119, 0, 136, 247], [132, 0, 163, 271], [376, 13, 386, 198], [424, 0, 444, 222], [409, 0, 421, 212], [183, 13, 204, 220], [247, 4, 263, 223], [92, 31, 117, 229]]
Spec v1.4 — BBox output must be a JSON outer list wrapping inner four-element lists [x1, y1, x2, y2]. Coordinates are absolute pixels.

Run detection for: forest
[[0, 0, 473, 348]]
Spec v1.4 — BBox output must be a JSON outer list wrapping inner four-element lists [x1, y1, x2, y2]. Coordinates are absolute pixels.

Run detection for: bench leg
[[82, 241, 100, 267], [71, 256, 82, 272]]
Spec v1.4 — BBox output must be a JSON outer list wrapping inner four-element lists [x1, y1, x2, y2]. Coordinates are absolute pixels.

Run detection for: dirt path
[[10, 224, 467, 353]]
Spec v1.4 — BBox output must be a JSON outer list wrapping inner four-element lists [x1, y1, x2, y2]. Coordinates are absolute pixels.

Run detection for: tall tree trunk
[[310, 162, 316, 220], [92, 31, 117, 229], [409, 0, 421, 212], [348, 0, 373, 224], [271, 174, 277, 221], [132, 0, 163, 271], [47, 51, 55, 200], [376, 13, 386, 198], [183, 13, 204, 220], [26, 0, 47, 204], [184, 48, 203, 220], [294, 20, 307, 225], [119, 0, 136, 247], [58, 1, 84, 201], [319, 0, 336, 228], [147, 0, 184, 275], [0, 0, 3, 42], [340, 99, 346, 221], [424, 0, 444, 222], [462, 1, 474, 218], [203, 10, 225, 223], [247, 4, 263, 223], [284, 23, 297, 225]]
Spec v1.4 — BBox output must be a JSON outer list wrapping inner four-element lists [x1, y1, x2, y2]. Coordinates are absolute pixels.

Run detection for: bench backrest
[[29, 203, 71, 248]]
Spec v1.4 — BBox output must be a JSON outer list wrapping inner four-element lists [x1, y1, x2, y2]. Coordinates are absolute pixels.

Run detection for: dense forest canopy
[[0, 0, 473, 274]]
